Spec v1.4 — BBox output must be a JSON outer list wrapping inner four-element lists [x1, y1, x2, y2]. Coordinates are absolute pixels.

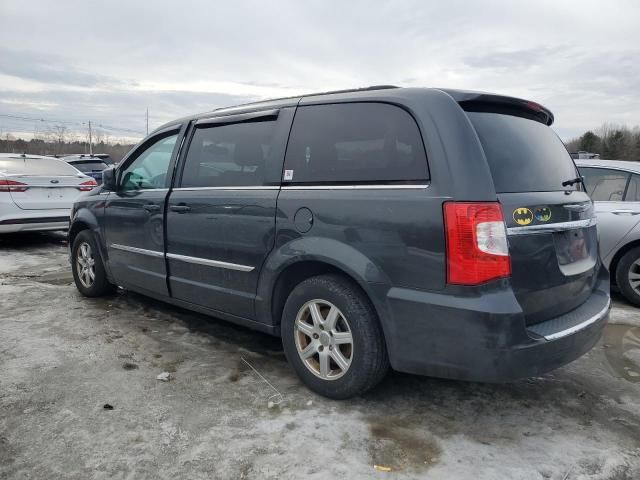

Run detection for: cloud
[[0, 0, 638, 141], [0, 47, 134, 88]]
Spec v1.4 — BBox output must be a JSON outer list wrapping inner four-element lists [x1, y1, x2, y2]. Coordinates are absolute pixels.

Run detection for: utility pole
[[146, 108, 149, 136], [88, 121, 93, 155]]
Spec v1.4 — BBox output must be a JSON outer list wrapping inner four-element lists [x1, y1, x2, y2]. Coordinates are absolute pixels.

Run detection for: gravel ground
[[1, 232, 640, 480]]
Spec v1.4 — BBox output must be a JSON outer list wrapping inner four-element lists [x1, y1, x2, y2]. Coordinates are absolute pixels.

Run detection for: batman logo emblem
[[513, 208, 533, 225], [534, 207, 552, 222]]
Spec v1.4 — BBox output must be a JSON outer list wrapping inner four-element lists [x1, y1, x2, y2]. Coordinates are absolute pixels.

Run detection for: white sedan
[[0, 153, 97, 233]]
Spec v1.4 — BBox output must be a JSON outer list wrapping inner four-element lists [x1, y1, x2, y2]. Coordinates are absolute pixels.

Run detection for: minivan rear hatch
[[463, 100, 599, 325]]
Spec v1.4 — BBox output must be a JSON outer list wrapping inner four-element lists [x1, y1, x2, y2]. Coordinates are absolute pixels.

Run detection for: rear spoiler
[[441, 90, 554, 126]]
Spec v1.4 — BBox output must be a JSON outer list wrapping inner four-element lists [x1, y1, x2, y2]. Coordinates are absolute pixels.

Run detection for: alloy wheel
[[76, 242, 96, 288], [294, 299, 354, 380], [629, 259, 640, 295]]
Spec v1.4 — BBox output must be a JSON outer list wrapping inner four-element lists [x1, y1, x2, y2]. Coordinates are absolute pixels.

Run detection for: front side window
[[283, 103, 428, 184], [181, 120, 277, 188], [120, 133, 178, 191], [580, 167, 629, 201]]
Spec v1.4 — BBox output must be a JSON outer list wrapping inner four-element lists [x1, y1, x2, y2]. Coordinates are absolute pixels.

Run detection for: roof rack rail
[[212, 85, 400, 111]]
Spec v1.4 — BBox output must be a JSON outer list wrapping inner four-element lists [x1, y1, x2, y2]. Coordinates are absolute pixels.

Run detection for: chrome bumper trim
[[543, 298, 611, 341]]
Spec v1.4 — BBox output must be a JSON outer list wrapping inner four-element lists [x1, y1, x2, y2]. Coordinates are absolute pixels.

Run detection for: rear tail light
[[0, 179, 28, 192], [78, 179, 98, 191], [444, 202, 511, 285]]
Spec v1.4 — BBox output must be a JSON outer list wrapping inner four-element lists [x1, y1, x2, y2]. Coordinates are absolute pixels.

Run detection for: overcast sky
[[0, 0, 638, 142]]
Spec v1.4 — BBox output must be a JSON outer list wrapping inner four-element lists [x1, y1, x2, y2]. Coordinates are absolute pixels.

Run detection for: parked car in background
[[0, 153, 97, 233], [62, 155, 109, 185], [577, 159, 640, 305], [60, 153, 115, 165], [69, 86, 609, 399]]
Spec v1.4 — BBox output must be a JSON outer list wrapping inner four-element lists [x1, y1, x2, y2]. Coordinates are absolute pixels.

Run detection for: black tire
[[281, 274, 389, 399], [616, 247, 640, 306], [71, 230, 115, 297]]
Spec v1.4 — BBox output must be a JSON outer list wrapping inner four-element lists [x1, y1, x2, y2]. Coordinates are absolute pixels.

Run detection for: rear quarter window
[[467, 112, 578, 193], [283, 103, 428, 184]]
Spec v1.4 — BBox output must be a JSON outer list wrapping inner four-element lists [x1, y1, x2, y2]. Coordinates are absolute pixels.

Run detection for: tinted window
[[580, 167, 629, 201], [181, 120, 277, 187], [70, 160, 108, 172], [283, 103, 428, 184], [467, 112, 578, 193], [0, 157, 81, 176], [120, 133, 178, 191]]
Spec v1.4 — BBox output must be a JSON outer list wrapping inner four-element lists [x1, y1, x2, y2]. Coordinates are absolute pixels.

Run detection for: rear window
[[579, 167, 629, 201], [0, 157, 81, 176], [69, 160, 108, 173], [283, 103, 428, 184], [467, 112, 578, 193]]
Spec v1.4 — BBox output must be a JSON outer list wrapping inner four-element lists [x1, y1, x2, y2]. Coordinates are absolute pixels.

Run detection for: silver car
[[576, 159, 640, 305]]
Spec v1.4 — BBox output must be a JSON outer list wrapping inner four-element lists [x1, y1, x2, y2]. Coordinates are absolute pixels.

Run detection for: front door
[[104, 129, 182, 296], [166, 108, 293, 319]]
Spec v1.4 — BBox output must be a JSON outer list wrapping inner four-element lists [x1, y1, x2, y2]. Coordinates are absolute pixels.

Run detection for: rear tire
[[281, 274, 389, 399], [71, 230, 115, 297], [616, 247, 640, 306]]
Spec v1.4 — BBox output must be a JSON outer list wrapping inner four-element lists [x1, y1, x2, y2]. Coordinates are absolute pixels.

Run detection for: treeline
[[565, 124, 640, 161], [0, 137, 136, 163]]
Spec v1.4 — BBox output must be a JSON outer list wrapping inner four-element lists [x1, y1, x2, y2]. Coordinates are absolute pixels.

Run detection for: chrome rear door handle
[[169, 204, 191, 213]]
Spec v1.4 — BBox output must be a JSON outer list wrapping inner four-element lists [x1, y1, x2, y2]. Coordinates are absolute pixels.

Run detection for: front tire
[[281, 274, 389, 399], [71, 230, 115, 297], [616, 247, 640, 306]]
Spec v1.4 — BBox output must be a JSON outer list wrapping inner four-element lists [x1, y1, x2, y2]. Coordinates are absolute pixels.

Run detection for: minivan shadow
[[98, 288, 609, 405]]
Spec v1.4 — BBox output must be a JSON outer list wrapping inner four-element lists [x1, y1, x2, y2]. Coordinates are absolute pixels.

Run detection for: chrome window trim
[[166, 252, 254, 272], [507, 217, 596, 235], [110, 244, 164, 258], [542, 298, 611, 341], [172, 186, 280, 191], [281, 184, 430, 190]]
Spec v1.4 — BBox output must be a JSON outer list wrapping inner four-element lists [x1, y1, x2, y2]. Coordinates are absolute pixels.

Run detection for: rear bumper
[[0, 213, 69, 233], [383, 271, 610, 382]]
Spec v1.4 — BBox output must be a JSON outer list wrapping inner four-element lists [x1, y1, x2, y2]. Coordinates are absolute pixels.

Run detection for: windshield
[[0, 157, 81, 176], [70, 161, 108, 172], [466, 112, 578, 193]]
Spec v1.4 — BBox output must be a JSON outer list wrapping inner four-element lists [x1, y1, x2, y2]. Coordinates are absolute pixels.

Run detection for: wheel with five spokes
[[616, 247, 640, 307], [71, 230, 115, 297], [281, 274, 389, 399]]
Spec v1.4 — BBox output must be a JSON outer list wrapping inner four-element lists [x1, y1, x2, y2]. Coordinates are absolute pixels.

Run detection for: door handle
[[170, 204, 191, 213], [143, 204, 161, 212], [612, 210, 640, 215]]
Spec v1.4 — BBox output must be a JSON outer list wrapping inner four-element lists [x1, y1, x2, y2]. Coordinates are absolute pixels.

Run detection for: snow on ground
[[1, 232, 639, 479]]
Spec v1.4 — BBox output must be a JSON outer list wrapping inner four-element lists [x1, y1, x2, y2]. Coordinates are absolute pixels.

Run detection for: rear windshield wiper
[[561, 176, 584, 187]]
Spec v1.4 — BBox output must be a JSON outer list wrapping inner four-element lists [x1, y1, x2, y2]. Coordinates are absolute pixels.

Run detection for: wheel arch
[[610, 239, 640, 285], [256, 237, 393, 337], [69, 207, 112, 281]]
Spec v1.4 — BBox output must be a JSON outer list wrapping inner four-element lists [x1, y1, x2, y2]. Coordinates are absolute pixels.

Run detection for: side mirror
[[102, 167, 117, 191]]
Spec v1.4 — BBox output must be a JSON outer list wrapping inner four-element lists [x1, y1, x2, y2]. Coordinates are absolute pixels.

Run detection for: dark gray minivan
[[69, 86, 610, 399]]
